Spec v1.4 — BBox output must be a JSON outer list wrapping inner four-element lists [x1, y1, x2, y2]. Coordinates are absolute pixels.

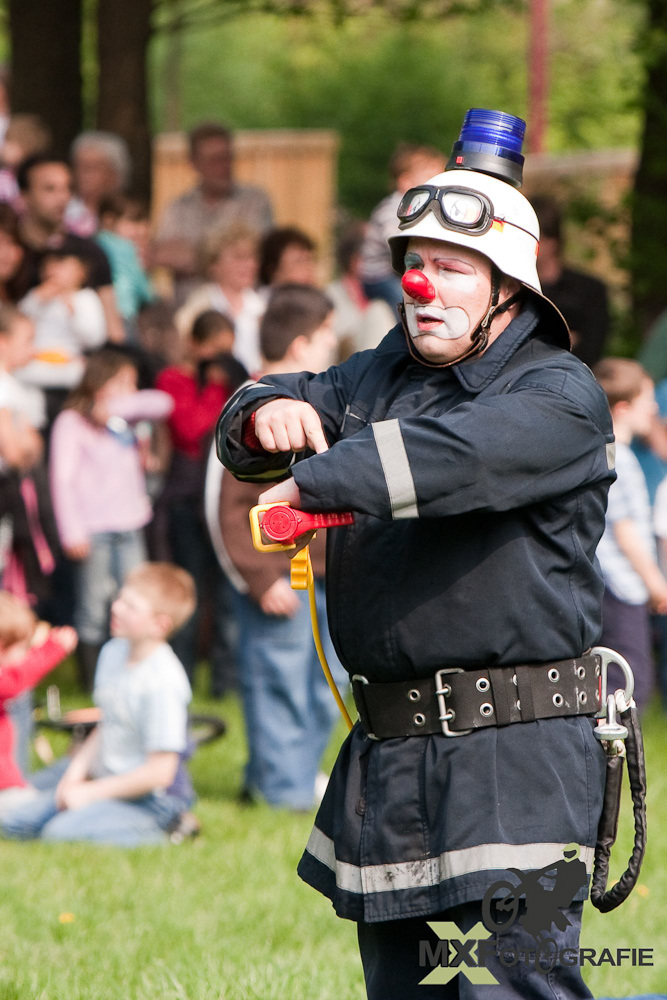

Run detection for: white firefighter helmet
[[388, 168, 570, 344]]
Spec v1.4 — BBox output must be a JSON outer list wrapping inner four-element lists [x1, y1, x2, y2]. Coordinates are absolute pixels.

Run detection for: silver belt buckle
[[435, 668, 473, 737]]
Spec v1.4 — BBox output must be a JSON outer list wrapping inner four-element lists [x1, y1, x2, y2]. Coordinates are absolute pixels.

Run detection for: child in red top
[[156, 309, 244, 690], [0, 591, 77, 816]]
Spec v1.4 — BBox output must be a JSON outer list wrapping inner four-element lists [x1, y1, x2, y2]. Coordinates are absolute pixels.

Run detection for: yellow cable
[[303, 548, 354, 731]]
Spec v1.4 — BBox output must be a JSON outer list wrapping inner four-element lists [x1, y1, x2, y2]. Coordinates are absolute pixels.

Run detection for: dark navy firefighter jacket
[[216, 297, 615, 923]]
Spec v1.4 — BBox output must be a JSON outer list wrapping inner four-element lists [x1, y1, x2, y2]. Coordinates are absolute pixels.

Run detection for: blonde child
[[1, 563, 195, 845]]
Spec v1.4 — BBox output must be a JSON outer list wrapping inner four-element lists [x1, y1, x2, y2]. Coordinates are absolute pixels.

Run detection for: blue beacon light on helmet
[[446, 108, 527, 189]]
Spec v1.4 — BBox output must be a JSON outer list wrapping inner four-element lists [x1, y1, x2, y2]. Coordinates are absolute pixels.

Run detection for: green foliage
[[150, 1, 644, 216]]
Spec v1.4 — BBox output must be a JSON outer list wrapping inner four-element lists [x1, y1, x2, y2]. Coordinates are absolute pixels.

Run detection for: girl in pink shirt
[[49, 349, 173, 689]]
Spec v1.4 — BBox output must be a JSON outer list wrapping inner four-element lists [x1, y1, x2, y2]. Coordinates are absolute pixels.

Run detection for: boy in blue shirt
[[1, 562, 196, 845]]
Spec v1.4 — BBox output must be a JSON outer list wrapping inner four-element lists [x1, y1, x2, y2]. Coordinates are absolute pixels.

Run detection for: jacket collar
[[450, 296, 542, 394]]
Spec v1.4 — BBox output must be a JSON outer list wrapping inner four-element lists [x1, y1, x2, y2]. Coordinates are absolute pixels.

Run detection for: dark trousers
[[167, 498, 236, 693], [600, 588, 654, 711], [357, 900, 592, 1000]]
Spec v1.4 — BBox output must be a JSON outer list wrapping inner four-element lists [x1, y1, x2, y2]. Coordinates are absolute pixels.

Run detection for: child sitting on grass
[[1, 562, 197, 846], [0, 591, 76, 818]]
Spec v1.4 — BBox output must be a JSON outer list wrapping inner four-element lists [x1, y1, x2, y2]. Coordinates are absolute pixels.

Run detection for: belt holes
[[413, 713, 426, 727], [516, 699, 521, 711], [576, 666, 586, 679], [442, 684, 451, 697], [595, 664, 601, 677], [476, 678, 490, 692], [480, 702, 494, 717], [553, 693, 564, 707], [512, 674, 517, 686], [579, 692, 587, 705], [548, 668, 560, 682], [408, 689, 421, 702]]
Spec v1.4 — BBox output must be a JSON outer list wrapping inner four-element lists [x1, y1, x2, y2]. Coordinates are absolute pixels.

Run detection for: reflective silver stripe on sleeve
[[606, 442, 616, 470], [372, 419, 419, 519], [304, 827, 594, 896]]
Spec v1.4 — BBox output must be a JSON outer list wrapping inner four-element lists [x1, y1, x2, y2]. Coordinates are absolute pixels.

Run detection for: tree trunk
[[8, 0, 83, 159], [96, 0, 153, 200], [631, 0, 667, 337]]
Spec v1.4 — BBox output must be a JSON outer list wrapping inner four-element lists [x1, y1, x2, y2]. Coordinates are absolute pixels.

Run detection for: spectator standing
[[359, 143, 446, 315], [96, 196, 154, 340], [258, 227, 318, 291], [594, 358, 667, 710], [153, 122, 273, 300], [0, 307, 57, 603], [534, 196, 610, 368], [326, 227, 396, 359], [49, 349, 173, 690], [1, 563, 196, 846], [207, 284, 343, 809], [66, 131, 131, 238], [156, 310, 239, 692], [0, 204, 30, 303], [176, 223, 264, 374], [16, 153, 125, 344], [0, 308, 59, 773], [15, 249, 106, 424], [0, 114, 51, 209]]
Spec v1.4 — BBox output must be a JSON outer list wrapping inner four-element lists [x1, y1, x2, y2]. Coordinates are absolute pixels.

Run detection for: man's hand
[[259, 578, 301, 617], [254, 399, 328, 455]]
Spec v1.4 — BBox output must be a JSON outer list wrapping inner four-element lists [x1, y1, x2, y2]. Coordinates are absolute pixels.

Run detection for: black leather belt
[[351, 653, 602, 739]]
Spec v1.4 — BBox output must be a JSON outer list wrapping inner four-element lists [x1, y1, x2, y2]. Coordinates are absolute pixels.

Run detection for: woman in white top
[[176, 223, 264, 375]]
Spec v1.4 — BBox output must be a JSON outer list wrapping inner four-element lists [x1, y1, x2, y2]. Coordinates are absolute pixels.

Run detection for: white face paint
[[404, 302, 470, 341], [402, 248, 484, 343]]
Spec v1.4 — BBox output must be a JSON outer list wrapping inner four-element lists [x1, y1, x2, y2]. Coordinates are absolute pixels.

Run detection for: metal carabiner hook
[[591, 646, 635, 714]]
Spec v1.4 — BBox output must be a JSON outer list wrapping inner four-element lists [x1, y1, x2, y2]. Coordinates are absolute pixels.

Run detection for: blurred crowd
[[0, 80, 666, 846]]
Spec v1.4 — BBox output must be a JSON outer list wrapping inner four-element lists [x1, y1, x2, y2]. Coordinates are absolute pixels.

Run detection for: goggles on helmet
[[397, 185, 494, 236]]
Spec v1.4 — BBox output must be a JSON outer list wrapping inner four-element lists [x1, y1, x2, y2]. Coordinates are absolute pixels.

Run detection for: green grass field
[[0, 661, 664, 1000]]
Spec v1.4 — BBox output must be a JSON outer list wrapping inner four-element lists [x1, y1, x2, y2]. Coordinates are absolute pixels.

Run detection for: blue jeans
[[233, 580, 348, 810], [7, 690, 33, 779], [358, 899, 593, 999], [76, 529, 146, 644], [1, 758, 189, 846]]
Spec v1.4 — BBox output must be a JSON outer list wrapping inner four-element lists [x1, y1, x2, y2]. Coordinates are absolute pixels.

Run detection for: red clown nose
[[402, 269, 436, 303]]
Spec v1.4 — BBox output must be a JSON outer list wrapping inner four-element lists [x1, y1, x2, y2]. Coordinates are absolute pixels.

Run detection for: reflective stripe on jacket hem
[[304, 825, 594, 896]]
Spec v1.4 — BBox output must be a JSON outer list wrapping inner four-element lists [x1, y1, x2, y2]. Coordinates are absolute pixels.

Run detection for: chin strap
[[400, 267, 523, 370]]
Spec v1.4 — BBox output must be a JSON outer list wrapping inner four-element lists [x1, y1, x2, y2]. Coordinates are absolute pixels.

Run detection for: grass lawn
[[0, 660, 664, 1000]]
